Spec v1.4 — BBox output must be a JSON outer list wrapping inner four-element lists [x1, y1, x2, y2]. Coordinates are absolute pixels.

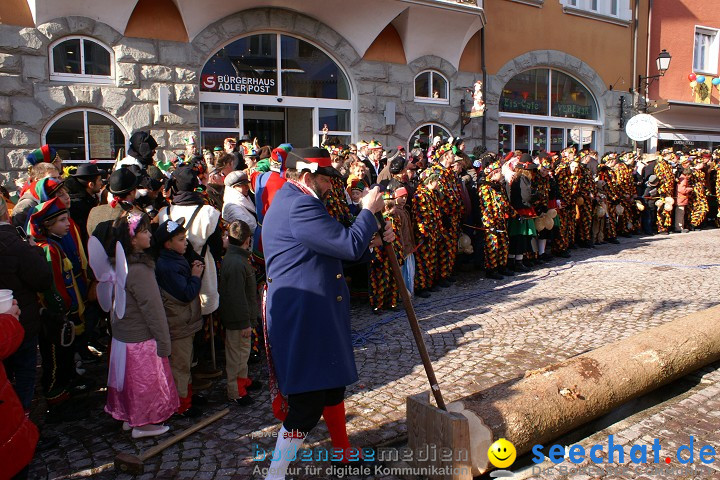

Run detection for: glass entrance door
[[243, 106, 313, 148]]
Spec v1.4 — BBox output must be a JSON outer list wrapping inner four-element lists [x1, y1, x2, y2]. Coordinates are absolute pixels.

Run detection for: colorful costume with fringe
[[690, 169, 709, 227], [368, 215, 404, 310], [612, 162, 637, 234], [575, 165, 596, 244], [428, 164, 463, 280], [478, 181, 509, 270], [597, 166, 619, 240], [654, 159, 675, 232], [412, 184, 439, 290], [324, 177, 353, 227], [554, 162, 578, 251]]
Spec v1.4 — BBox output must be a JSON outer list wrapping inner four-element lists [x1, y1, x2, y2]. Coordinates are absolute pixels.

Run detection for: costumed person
[[117, 131, 158, 170], [219, 220, 261, 406], [641, 175, 660, 235], [507, 155, 537, 271], [574, 152, 597, 248], [412, 172, 442, 298], [101, 213, 178, 438], [324, 174, 353, 227], [250, 145, 291, 258], [612, 153, 638, 237], [393, 187, 416, 297], [347, 178, 367, 218], [592, 179, 609, 244], [654, 151, 676, 234], [12, 176, 69, 230], [534, 154, 560, 260], [86, 168, 142, 253], [362, 141, 385, 184], [690, 161, 709, 229], [154, 218, 205, 418], [27, 198, 88, 415], [26, 144, 63, 177], [66, 164, 103, 248], [674, 159, 692, 233], [0, 300, 40, 480], [478, 162, 513, 279], [429, 143, 464, 285], [554, 148, 579, 256], [261, 147, 393, 480], [368, 193, 404, 314], [596, 161, 621, 244]]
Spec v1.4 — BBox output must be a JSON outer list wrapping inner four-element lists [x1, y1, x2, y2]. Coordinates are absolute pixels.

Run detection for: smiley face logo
[[488, 438, 516, 469]]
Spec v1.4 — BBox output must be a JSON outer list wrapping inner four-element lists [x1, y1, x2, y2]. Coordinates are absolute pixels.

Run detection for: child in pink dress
[[104, 213, 179, 438]]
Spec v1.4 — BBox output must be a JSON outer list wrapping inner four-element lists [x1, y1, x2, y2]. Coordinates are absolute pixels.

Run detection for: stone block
[[442, 109, 458, 128], [22, 55, 47, 80], [333, 41, 360, 66], [92, 22, 122, 46], [159, 43, 196, 67], [376, 84, 402, 98], [162, 105, 199, 126], [356, 81, 375, 95], [193, 28, 222, 56], [175, 67, 197, 83], [132, 87, 157, 102], [535, 50, 550, 66], [35, 85, 70, 110], [7, 147, 35, 168], [243, 10, 270, 32], [120, 104, 153, 132], [0, 54, 21, 74], [316, 24, 342, 49], [357, 62, 387, 82], [174, 84, 198, 103], [425, 106, 444, 123], [167, 128, 198, 148], [388, 66, 414, 85], [0, 74, 31, 95], [0, 27, 32, 55], [293, 15, 319, 37], [141, 65, 173, 82], [116, 63, 139, 87], [268, 10, 295, 33], [0, 96, 10, 123], [115, 39, 158, 63], [36, 19, 69, 42], [358, 97, 376, 113], [12, 97, 44, 126], [70, 86, 101, 105], [99, 87, 131, 114], [0, 127, 38, 147], [18, 29, 46, 52], [219, 16, 246, 38], [66, 17, 95, 35]]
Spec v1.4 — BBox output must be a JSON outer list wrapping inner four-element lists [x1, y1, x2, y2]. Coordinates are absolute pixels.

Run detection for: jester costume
[[428, 163, 464, 281], [412, 183, 440, 291], [596, 165, 619, 240], [654, 157, 676, 233], [554, 160, 578, 252], [574, 163, 596, 245], [368, 214, 404, 311], [611, 161, 637, 235], [477, 180, 510, 272], [29, 199, 88, 405], [324, 176, 353, 227], [690, 168, 709, 228]]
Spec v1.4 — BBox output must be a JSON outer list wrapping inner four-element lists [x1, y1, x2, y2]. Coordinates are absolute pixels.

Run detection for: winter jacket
[[67, 184, 98, 247], [0, 314, 39, 479], [222, 187, 258, 234], [217, 245, 257, 331], [111, 253, 171, 357], [0, 224, 53, 339], [676, 175, 692, 207], [10, 190, 38, 229], [155, 249, 202, 340]]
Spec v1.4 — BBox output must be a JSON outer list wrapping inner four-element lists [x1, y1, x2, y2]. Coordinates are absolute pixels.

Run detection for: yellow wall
[[477, 0, 649, 90]]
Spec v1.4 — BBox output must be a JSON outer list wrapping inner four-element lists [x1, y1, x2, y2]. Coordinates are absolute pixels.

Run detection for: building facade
[[647, 0, 720, 152], [0, 0, 648, 183]]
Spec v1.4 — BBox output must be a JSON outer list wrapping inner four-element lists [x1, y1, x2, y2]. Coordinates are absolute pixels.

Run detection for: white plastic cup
[[0, 289, 14, 314]]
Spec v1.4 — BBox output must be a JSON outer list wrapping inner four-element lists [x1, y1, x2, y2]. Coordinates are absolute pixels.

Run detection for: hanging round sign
[[625, 114, 658, 142]]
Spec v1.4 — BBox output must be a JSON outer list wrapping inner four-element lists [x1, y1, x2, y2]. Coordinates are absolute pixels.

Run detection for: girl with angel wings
[[89, 212, 179, 438]]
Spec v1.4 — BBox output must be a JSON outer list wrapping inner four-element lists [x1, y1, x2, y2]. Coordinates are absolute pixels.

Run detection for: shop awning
[[648, 100, 720, 134]]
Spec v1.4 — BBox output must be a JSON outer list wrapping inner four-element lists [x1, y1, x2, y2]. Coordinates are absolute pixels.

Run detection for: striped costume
[[477, 181, 509, 270], [654, 159, 675, 232], [611, 162, 637, 235], [575, 164, 596, 244], [690, 169, 709, 227], [554, 162, 578, 251], [368, 215, 404, 310], [596, 166, 619, 240], [428, 164, 464, 280], [412, 184, 440, 290], [324, 176, 353, 227]]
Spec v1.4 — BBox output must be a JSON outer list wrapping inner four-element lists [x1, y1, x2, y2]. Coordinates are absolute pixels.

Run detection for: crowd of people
[[1, 128, 718, 479]]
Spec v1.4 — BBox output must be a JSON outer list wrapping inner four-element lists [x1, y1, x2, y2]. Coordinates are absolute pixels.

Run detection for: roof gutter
[[399, 0, 487, 24]]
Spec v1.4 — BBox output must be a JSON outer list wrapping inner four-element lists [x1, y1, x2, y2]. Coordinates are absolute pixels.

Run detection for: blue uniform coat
[[262, 182, 378, 395]]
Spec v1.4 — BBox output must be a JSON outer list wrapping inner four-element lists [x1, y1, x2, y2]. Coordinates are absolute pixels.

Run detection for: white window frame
[[407, 123, 452, 152], [42, 108, 128, 164], [559, 0, 632, 25], [199, 32, 354, 147], [693, 26, 720, 75], [49, 36, 115, 84], [414, 71, 450, 105]]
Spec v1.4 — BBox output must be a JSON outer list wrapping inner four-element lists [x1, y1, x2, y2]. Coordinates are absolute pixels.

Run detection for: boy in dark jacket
[[218, 220, 260, 406], [154, 218, 205, 417]]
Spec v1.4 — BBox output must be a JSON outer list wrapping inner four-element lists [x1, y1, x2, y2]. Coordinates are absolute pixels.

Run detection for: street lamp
[[656, 49, 671, 75]]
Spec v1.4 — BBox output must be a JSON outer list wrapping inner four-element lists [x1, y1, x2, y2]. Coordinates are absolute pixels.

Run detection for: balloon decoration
[[697, 75, 706, 83], [713, 77, 720, 86], [688, 73, 697, 82]]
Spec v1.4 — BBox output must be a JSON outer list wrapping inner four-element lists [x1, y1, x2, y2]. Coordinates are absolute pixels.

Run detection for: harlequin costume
[[554, 154, 579, 253], [477, 163, 511, 277], [575, 161, 597, 247], [507, 157, 538, 265], [690, 165, 709, 228], [368, 207, 404, 312], [325, 176, 353, 227], [596, 164, 620, 241], [654, 155, 676, 233], [611, 157, 637, 236], [250, 145, 291, 259], [28, 198, 88, 405], [412, 179, 441, 292]]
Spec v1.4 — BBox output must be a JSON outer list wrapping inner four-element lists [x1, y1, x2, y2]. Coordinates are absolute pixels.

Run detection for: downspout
[[632, 0, 639, 94], [645, 0, 653, 103], [481, 26, 487, 148]]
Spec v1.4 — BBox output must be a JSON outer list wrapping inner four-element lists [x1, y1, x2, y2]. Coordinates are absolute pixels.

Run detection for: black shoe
[[499, 266, 515, 276], [438, 279, 451, 288], [246, 380, 262, 391], [429, 285, 441, 292], [191, 394, 208, 406], [608, 238, 620, 244], [176, 405, 203, 419], [230, 395, 254, 406], [415, 289, 431, 298], [569, 243, 578, 250], [540, 253, 553, 262], [620, 233, 631, 238], [557, 250, 571, 258], [514, 260, 530, 272], [447, 276, 457, 283], [486, 270, 504, 280], [372, 308, 383, 315]]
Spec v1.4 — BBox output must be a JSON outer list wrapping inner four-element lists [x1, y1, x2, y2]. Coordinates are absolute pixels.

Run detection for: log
[[407, 305, 720, 478]]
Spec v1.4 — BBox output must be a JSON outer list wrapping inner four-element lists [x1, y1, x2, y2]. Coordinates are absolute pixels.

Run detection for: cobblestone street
[[29, 229, 720, 480]]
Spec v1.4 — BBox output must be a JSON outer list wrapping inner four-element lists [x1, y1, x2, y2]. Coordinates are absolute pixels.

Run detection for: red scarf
[[287, 179, 316, 198]]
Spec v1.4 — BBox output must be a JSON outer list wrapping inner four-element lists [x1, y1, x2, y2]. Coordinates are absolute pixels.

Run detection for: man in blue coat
[[262, 147, 392, 479]]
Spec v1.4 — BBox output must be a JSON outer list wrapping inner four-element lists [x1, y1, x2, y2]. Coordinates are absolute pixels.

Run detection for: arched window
[[409, 123, 451, 151], [499, 68, 600, 153], [50, 36, 114, 84], [414, 71, 449, 104], [199, 33, 353, 149], [43, 109, 127, 163]]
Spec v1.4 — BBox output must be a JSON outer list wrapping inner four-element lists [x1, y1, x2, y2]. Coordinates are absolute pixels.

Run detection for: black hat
[[172, 166, 200, 192], [127, 131, 158, 165], [72, 163, 102, 179], [108, 167, 140, 196], [154, 217, 186, 246], [388, 151, 406, 174], [286, 147, 341, 178]]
